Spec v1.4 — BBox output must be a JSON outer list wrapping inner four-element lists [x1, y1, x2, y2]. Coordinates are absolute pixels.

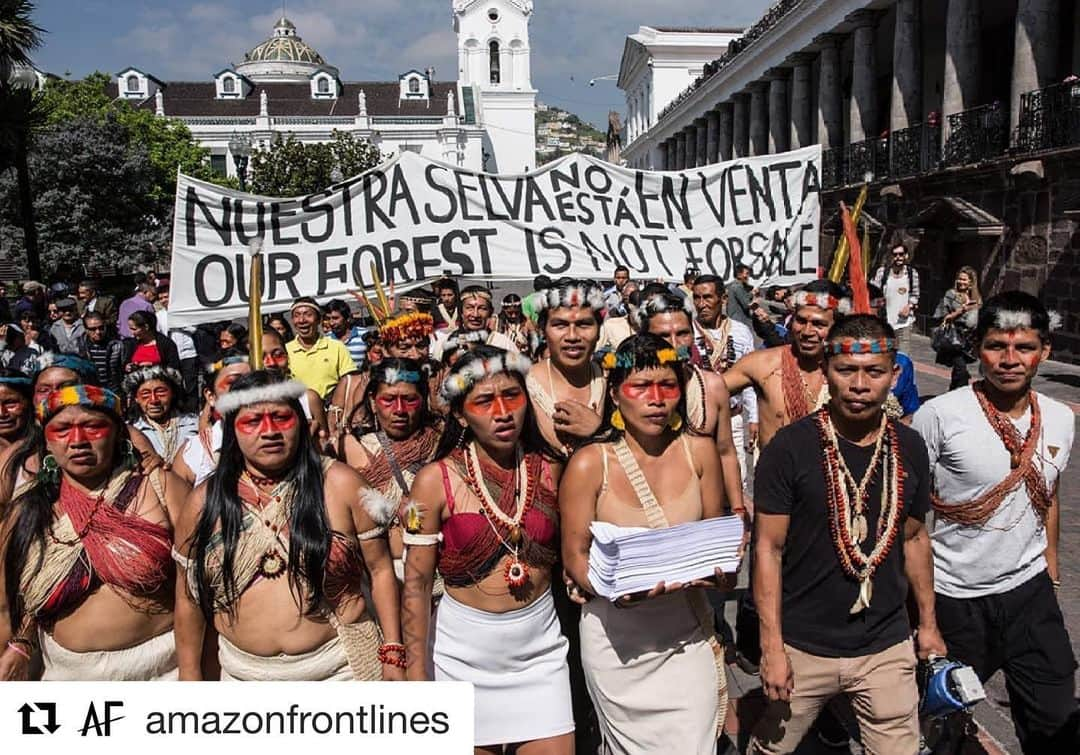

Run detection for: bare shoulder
[[411, 460, 447, 503], [324, 459, 365, 490], [565, 443, 604, 478], [740, 346, 783, 377]]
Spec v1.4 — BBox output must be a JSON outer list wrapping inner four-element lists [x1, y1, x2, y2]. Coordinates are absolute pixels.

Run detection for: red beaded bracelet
[[377, 643, 407, 669]]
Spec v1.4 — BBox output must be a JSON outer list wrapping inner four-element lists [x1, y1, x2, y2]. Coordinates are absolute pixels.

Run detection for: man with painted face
[[912, 292, 1077, 754], [639, 291, 745, 514], [285, 297, 357, 399], [724, 279, 849, 450], [751, 314, 944, 754], [526, 280, 607, 454]]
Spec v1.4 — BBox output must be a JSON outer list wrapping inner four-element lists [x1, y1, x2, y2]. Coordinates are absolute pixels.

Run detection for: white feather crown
[[439, 351, 533, 402], [993, 308, 1063, 333], [215, 380, 307, 416], [534, 283, 606, 315], [637, 292, 695, 324]]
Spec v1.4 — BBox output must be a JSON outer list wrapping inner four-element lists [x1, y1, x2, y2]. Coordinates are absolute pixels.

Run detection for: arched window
[[126, 74, 140, 92], [408, 77, 420, 94], [489, 40, 500, 84], [317, 77, 330, 93], [223, 77, 235, 93]]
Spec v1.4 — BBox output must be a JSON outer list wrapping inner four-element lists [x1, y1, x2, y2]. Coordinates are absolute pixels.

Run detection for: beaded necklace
[[781, 347, 824, 421], [462, 443, 537, 587], [815, 408, 905, 614]]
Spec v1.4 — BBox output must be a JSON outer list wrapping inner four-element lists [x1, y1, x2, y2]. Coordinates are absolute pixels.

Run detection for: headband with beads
[[533, 283, 606, 315], [36, 384, 121, 424], [381, 367, 423, 385], [792, 291, 852, 314], [825, 338, 896, 356], [636, 292, 695, 324], [439, 351, 533, 402], [601, 344, 689, 371]]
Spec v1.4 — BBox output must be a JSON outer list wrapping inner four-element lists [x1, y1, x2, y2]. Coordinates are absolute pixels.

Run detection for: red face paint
[[262, 349, 289, 370], [620, 380, 681, 402], [235, 409, 298, 436], [136, 386, 172, 403], [375, 394, 423, 413], [45, 419, 113, 443], [465, 390, 527, 416]]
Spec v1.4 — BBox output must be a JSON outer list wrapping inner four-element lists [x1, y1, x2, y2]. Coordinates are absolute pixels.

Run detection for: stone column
[[675, 131, 687, 170], [816, 34, 843, 150], [942, 0, 981, 144], [706, 110, 721, 163], [768, 70, 790, 153], [848, 10, 880, 143], [658, 141, 668, 171], [733, 94, 750, 158], [749, 82, 769, 156], [789, 54, 814, 148], [1010, 0, 1059, 133], [891, 0, 922, 132], [684, 125, 697, 167], [695, 118, 709, 167], [718, 102, 734, 161]]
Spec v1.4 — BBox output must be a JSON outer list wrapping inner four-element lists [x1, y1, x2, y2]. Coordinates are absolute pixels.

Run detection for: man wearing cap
[[285, 296, 357, 398], [14, 281, 46, 321], [49, 297, 86, 356]]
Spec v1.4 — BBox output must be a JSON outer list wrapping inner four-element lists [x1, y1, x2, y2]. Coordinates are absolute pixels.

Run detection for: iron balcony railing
[[1016, 80, 1080, 153], [889, 121, 942, 178], [943, 102, 1007, 167]]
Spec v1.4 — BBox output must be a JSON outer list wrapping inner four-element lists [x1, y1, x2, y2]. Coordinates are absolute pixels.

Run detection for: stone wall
[[822, 148, 1080, 364]]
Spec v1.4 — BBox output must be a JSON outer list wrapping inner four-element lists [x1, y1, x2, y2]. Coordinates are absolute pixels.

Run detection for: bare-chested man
[[723, 279, 850, 449], [638, 290, 745, 513], [526, 280, 607, 455]]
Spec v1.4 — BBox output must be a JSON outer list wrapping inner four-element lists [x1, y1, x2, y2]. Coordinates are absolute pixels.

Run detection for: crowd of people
[[0, 264, 1073, 755]]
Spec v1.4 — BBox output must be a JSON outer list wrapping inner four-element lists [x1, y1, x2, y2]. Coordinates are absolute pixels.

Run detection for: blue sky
[[32, 1, 772, 129]]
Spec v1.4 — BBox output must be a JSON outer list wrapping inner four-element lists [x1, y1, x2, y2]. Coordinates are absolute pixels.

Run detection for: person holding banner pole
[[402, 346, 573, 750], [526, 281, 607, 456]]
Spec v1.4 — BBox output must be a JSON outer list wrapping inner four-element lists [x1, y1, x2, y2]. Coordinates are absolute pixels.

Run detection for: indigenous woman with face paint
[[403, 345, 574, 752], [124, 367, 198, 465], [171, 351, 252, 488], [340, 359, 440, 583], [561, 334, 734, 754], [172, 371, 402, 681], [0, 386, 189, 681]]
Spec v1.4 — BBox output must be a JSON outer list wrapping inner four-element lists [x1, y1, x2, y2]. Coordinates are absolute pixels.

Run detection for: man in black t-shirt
[[749, 314, 946, 754]]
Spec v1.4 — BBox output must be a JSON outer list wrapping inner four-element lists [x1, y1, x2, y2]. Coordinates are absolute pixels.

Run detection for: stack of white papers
[[587, 516, 744, 601]]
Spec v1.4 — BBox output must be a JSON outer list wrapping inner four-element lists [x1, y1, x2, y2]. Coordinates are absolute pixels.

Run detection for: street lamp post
[[229, 131, 253, 191]]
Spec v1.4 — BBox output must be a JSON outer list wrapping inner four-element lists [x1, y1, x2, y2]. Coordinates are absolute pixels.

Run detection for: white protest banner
[[168, 146, 821, 326]]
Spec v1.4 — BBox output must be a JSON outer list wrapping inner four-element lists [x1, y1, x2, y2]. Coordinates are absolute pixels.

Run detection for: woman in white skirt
[[403, 345, 574, 753], [561, 335, 738, 754]]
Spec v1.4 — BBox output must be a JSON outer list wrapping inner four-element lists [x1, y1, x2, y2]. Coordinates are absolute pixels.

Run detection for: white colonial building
[[112, 0, 537, 178]]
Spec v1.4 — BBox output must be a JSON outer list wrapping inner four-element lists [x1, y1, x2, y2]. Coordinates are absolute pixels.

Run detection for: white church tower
[[454, 0, 537, 172]]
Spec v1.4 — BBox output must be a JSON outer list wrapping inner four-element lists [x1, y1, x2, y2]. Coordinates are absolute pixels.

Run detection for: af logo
[[80, 701, 125, 736]]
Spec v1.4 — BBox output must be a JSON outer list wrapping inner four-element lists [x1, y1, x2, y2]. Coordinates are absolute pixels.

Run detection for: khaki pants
[[750, 638, 918, 754]]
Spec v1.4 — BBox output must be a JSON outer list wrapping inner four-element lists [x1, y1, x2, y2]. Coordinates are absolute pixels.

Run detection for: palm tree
[[0, 0, 44, 280]]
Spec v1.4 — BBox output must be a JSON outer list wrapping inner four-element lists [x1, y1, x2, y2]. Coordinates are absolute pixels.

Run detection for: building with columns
[[112, 0, 537, 178], [619, 0, 1080, 362]]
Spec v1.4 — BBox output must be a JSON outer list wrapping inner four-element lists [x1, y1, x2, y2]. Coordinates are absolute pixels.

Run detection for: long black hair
[[591, 334, 689, 444], [3, 403, 127, 632], [432, 345, 555, 461], [360, 357, 431, 434], [189, 370, 329, 621]]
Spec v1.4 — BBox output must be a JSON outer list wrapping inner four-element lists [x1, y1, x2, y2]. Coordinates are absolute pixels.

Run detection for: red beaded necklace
[[815, 408, 906, 614]]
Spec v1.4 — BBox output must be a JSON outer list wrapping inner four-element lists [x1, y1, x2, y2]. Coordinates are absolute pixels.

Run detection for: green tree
[[0, 0, 45, 279], [0, 116, 164, 272], [249, 130, 384, 196]]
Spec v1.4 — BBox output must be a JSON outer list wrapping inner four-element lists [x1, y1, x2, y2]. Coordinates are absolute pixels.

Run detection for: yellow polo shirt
[[286, 336, 357, 397]]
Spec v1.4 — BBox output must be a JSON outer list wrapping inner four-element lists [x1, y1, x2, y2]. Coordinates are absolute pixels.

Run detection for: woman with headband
[[340, 358, 441, 583], [402, 345, 574, 751], [124, 366, 199, 466], [561, 335, 735, 753], [0, 385, 189, 681], [173, 370, 402, 681]]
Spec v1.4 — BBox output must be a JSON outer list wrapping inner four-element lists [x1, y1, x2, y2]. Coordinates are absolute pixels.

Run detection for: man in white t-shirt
[[871, 243, 919, 354], [912, 291, 1076, 754]]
